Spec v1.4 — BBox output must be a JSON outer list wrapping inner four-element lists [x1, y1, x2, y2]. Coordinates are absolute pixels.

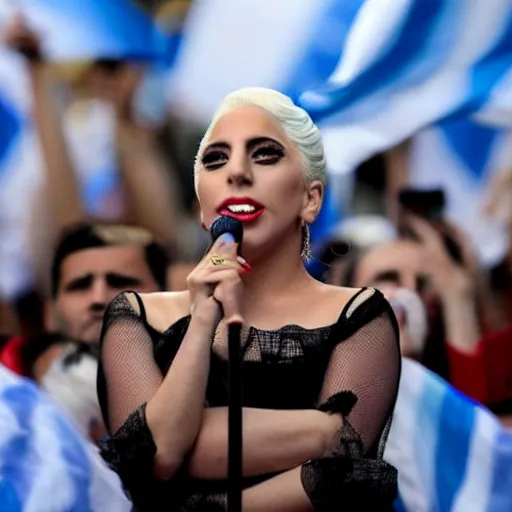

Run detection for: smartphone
[[398, 188, 463, 264], [398, 188, 446, 221]]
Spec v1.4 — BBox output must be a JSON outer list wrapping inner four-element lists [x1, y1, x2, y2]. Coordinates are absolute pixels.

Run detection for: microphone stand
[[227, 323, 243, 512]]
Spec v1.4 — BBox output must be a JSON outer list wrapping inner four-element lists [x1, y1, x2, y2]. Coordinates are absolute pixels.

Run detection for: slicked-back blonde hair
[[194, 87, 326, 186]]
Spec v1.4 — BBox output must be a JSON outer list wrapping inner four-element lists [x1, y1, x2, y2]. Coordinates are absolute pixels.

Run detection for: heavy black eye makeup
[[201, 137, 286, 170], [252, 141, 285, 164], [201, 146, 229, 170]]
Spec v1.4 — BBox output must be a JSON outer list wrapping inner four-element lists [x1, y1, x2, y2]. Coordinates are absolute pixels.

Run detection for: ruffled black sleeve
[[97, 292, 177, 508], [300, 288, 401, 510]]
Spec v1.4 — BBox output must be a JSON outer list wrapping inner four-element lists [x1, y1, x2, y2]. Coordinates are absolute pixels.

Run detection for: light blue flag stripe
[[302, 0, 451, 122], [440, 120, 502, 182], [295, 0, 512, 181], [432, 10, 512, 126], [0, 384, 39, 509], [413, 368, 445, 509], [0, 94, 22, 175], [387, 359, 512, 512], [283, 0, 364, 99], [0, 366, 130, 511], [20, 0, 165, 61], [434, 387, 475, 511], [488, 430, 512, 512], [459, 11, 512, 119], [52, 413, 91, 511]]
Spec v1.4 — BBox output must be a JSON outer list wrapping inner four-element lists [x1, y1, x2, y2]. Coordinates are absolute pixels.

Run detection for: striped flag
[[0, 0, 169, 298], [386, 359, 512, 512], [0, 47, 39, 298], [170, 0, 512, 259], [170, 0, 357, 249], [293, 0, 512, 265], [9, 0, 165, 61], [409, 121, 512, 266], [0, 364, 130, 512], [298, 0, 512, 174]]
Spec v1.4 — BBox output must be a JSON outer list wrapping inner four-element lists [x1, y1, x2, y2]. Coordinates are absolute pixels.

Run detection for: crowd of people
[[0, 8, 511, 511]]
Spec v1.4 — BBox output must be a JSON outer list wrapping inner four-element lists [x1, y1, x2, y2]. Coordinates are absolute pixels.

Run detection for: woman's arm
[[186, 407, 339, 479], [100, 292, 216, 481], [4, 17, 86, 293], [441, 289, 482, 354], [144, 310, 216, 478], [407, 216, 482, 354], [227, 295, 402, 512], [242, 466, 313, 512], [114, 71, 184, 253], [28, 62, 84, 229]]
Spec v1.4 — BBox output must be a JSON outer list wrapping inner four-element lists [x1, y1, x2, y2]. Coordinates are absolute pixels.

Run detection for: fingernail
[[218, 233, 235, 245], [237, 256, 252, 272]]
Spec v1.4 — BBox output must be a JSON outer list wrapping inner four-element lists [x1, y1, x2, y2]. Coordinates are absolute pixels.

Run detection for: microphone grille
[[210, 216, 243, 244]]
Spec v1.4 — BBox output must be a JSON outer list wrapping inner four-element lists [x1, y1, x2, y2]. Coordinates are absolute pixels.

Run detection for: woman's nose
[[227, 156, 253, 186]]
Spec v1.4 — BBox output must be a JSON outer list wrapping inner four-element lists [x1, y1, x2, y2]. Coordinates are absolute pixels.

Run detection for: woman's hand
[[3, 14, 42, 62], [406, 215, 475, 300], [186, 232, 244, 327]]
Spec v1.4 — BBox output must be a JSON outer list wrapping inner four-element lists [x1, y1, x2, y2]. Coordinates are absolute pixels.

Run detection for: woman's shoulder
[[125, 290, 191, 333], [313, 284, 390, 325]]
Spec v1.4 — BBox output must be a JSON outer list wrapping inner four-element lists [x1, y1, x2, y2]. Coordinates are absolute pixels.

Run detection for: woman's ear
[[302, 180, 324, 224]]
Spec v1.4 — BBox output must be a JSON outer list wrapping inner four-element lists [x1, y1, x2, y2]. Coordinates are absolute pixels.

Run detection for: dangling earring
[[301, 221, 312, 263]]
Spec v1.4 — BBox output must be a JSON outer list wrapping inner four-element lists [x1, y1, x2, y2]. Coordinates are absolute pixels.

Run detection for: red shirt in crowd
[[447, 324, 512, 406]]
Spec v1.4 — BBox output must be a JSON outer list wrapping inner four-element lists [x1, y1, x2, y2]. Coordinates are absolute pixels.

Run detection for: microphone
[[210, 215, 244, 512], [210, 215, 244, 248]]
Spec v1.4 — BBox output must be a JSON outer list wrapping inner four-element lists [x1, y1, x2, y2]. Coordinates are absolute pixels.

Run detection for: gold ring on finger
[[211, 254, 229, 266]]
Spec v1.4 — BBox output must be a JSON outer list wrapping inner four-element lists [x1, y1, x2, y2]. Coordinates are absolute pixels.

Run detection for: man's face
[[51, 245, 160, 344], [354, 240, 437, 306], [354, 241, 433, 358]]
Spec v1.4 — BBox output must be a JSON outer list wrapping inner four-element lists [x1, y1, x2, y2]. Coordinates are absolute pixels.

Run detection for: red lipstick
[[217, 196, 265, 223]]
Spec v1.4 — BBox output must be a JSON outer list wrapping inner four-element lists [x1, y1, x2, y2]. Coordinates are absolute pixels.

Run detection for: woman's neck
[[241, 233, 315, 305]]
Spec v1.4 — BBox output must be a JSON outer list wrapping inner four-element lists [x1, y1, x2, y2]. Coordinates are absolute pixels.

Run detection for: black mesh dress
[[97, 287, 401, 511]]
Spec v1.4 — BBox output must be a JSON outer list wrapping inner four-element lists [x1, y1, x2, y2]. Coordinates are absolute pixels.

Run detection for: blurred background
[[0, 0, 511, 510]]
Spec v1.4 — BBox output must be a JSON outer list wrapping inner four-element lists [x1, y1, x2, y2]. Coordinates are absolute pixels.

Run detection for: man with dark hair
[[0, 222, 169, 440], [47, 222, 169, 344]]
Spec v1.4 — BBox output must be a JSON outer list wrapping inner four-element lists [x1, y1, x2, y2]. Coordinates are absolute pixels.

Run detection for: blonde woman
[[98, 88, 400, 510]]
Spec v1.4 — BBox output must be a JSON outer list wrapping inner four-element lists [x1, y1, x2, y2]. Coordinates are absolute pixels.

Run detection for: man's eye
[[65, 276, 92, 292]]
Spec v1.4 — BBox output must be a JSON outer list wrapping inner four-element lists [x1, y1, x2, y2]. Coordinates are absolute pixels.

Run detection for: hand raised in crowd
[[96, 64, 145, 123], [3, 14, 42, 62], [406, 215, 477, 300], [483, 169, 512, 222]]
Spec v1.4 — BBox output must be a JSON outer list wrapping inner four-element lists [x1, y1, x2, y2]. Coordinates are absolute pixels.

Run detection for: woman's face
[[196, 106, 322, 262]]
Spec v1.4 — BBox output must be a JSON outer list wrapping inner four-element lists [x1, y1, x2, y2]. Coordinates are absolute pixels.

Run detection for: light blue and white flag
[[173, 0, 512, 164], [0, 47, 40, 298], [169, 0, 333, 123], [0, 49, 124, 298], [0, 0, 165, 62], [0, 364, 130, 512], [386, 359, 512, 512], [409, 121, 512, 266], [293, 0, 512, 265], [170, 0, 358, 248], [0, 0, 166, 297], [298, 0, 512, 174], [171, 0, 512, 257]]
